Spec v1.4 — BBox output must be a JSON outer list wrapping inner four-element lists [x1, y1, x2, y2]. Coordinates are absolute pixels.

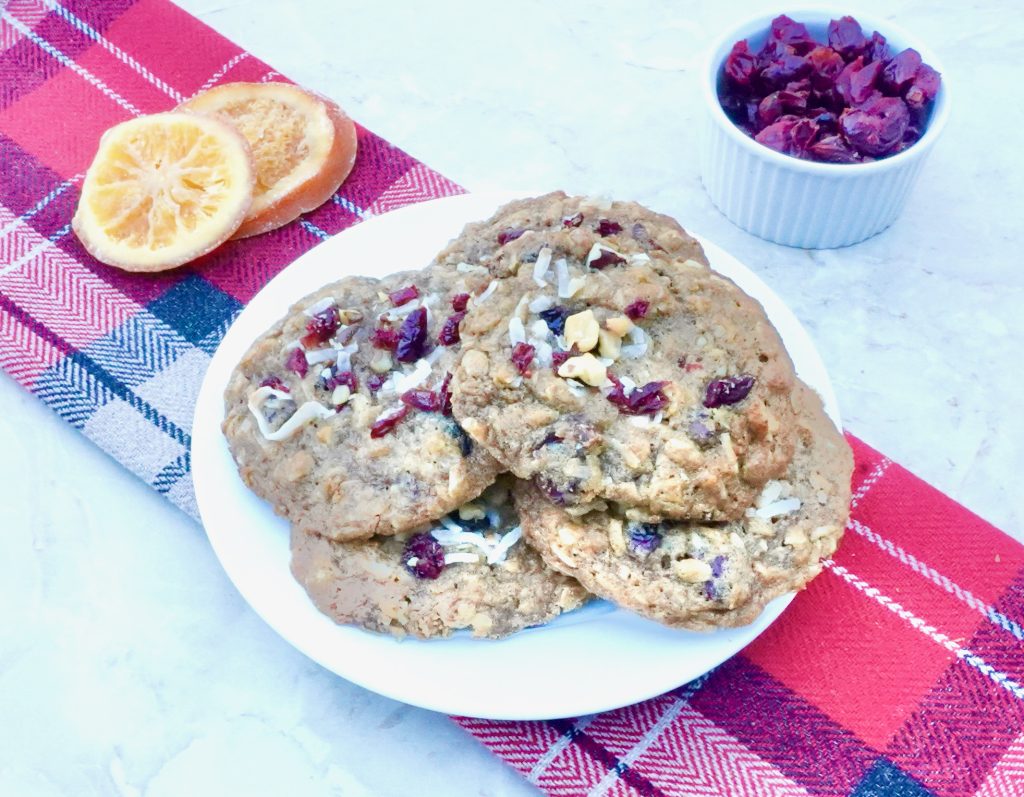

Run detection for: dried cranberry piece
[[395, 307, 429, 363], [510, 342, 536, 375], [606, 375, 669, 416], [905, 64, 940, 113], [596, 219, 622, 236], [758, 88, 809, 126], [767, 14, 816, 54], [563, 211, 584, 228], [437, 311, 466, 346], [867, 31, 889, 63], [260, 376, 289, 392], [402, 533, 446, 579], [688, 416, 716, 445], [369, 405, 410, 438], [755, 116, 810, 155], [535, 475, 575, 505], [840, 96, 909, 156], [624, 300, 650, 320], [805, 46, 845, 89], [551, 348, 574, 373], [703, 374, 755, 408], [539, 305, 571, 336], [388, 284, 419, 307], [809, 134, 860, 163], [626, 523, 662, 559], [589, 249, 626, 269], [367, 374, 387, 393], [724, 40, 758, 87], [333, 370, 358, 392], [439, 372, 453, 416], [451, 292, 470, 312], [836, 57, 883, 106], [759, 52, 810, 91], [880, 48, 923, 94], [710, 555, 726, 578], [630, 222, 662, 251], [285, 347, 308, 378], [401, 388, 441, 412], [301, 306, 340, 348], [372, 325, 399, 351], [497, 227, 525, 246], [826, 15, 868, 58]]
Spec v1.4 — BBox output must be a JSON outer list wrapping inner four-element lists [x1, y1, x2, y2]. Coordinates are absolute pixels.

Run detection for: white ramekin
[[700, 9, 950, 249]]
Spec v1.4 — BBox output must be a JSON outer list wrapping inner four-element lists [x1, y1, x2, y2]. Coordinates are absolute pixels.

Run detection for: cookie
[[435, 191, 709, 279], [451, 243, 799, 521], [290, 476, 590, 638], [516, 383, 853, 630], [223, 264, 502, 541]]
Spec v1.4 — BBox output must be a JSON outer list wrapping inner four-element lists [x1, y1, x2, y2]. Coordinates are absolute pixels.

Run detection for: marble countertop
[[2, 1, 1021, 794]]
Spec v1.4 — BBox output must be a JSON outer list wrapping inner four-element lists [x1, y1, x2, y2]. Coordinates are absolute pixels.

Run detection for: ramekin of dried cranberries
[[700, 11, 949, 248]]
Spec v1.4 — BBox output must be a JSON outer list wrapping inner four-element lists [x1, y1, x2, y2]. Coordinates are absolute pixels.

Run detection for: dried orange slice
[[180, 82, 358, 239], [72, 112, 255, 272]]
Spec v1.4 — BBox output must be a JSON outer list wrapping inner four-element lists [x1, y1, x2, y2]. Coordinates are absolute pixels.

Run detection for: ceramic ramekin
[[700, 9, 950, 249]]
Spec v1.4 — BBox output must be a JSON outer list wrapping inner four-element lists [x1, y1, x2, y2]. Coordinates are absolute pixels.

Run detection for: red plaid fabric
[[1, 4, 1020, 796]]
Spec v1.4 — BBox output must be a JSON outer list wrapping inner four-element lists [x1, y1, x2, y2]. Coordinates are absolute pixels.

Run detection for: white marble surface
[[1, 1, 1022, 795]]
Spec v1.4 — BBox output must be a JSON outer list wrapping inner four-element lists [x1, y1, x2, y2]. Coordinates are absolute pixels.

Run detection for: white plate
[[192, 192, 841, 720]]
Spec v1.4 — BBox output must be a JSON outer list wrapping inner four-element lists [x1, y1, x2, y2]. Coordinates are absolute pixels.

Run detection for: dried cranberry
[[451, 292, 470, 312], [757, 88, 807, 126], [596, 219, 622, 236], [840, 96, 909, 156], [437, 311, 465, 346], [624, 300, 650, 320], [827, 16, 867, 58], [805, 46, 845, 89], [371, 325, 400, 351], [402, 533, 445, 579], [497, 227, 525, 246], [867, 31, 890, 63], [905, 64, 940, 113], [626, 523, 662, 559], [703, 374, 755, 408], [401, 388, 441, 412], [535, 475, 570, 505], [606, 376, 669, 416], [767, 15, 816, 54], [538, 305, 571, 336], [724, 40, 758, 87], [259, 376, 289, 392], [439, 372, 453, 416], [809, 134, 860, 163], [563, 212, 584, 228], [760, 52, 810, 91], [369, 405, 409, 438], [880, 48, 923, 94], [836, 56, 883, 106], [301, 306, 340, 348], [367, 374, 387, 393], [551, 348, 574, 372], [754, 116, 801, 155], [510, 342, 536, 375], [285, 347, 308, 378], [395, 307, 428, 363], [589, 249, 626, 269], [688, 416, 716, 445], [710, 555, 726, 578], [389, 284, 419, 307], [333, 370, 358, 392]]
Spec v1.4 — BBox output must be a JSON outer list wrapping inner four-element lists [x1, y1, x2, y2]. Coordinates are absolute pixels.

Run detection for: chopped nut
[[604, 315, 634, 337], [607, 518, 626, 554], [458, 502, 486, 521], [784, 526, 809, 546], [557, 353, 607, 386], [597, 328, 622, 359], [811, 524, 837, 541], [339, 308, 363, 323], [331, 385, 351, 405], [663, 437, 702, 469], [471, 613, 494, 635], [277, 450, 314, 482], [558, 525, 581, 546], [316, 425, 334, 445], [674, 558, 713, 582], [461, 349, 490, 376], [369, 351, 393, 373], [564, 309, 600, 352], [682, 258, 704, 269]]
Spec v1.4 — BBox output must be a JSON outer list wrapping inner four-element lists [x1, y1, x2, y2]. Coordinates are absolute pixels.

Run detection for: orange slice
[[180, 82, 358, 239], [72, 112, 255, 272]]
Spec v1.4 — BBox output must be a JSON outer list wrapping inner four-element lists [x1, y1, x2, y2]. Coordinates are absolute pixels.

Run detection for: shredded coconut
[[529, 295, 554, 314], [508, 317, 526, 346], [475, 281, 498, 303], [532, 247, 553, 286], [303, 297, 336, 316]]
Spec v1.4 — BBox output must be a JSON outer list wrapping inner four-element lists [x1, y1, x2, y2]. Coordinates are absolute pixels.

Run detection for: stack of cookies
[[223, 193, 853, 639]]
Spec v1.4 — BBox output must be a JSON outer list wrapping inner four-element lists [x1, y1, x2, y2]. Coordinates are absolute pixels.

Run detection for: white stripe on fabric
[[825, 560, 1024, 701], [850, 457, 891, 507], [528, 715, 596, 785], [193, 52, 249, 95], [43, 0, 185, 102], [0, 10, 141, 115], [848, 518, 1024, 643]]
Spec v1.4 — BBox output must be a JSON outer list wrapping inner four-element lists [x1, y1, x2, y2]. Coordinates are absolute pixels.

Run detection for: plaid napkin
[[1, 3, 1021, 796]]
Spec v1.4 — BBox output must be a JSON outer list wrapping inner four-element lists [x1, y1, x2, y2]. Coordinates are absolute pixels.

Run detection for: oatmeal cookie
[[516, 383, 853, 631], [223, 265, 502, 541], [290, 476, 590, 638], [451, 243, 798, 521]]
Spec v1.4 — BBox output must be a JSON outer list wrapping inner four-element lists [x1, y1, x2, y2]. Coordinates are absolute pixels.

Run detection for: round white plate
[[192, 192, 841, 720]]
